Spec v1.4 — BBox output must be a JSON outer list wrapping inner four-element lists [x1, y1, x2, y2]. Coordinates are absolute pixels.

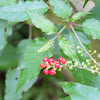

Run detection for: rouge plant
[[0, 0, 100, 100]]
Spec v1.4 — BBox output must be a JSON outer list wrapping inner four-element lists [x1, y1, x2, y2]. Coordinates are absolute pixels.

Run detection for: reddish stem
[[71, 22, 82, 27], [68, 22, 97, 64]]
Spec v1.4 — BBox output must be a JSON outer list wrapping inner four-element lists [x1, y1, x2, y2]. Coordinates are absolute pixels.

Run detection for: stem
[[48, 7, 53, 9], [53, 25, 67, 40], [51, 65, 100, 74], [29, 19, 32, 39], [71, 22, 82, 27], [67, 65, 100, 74], [68, 22, 100, 66]]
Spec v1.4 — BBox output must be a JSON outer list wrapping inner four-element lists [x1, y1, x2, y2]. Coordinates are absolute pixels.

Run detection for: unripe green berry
[[93, 50, 96, 53], [91, 66, 94, 69], [81, 54, 84, 56], [96, 67, 99, 71], [80, 48, 83, 50], [77, 46, 80, 49], [78, 51, 82, 53], [87, 62, 90, 65], [88, 50, 91, 53], [86, 59, 90, 62]]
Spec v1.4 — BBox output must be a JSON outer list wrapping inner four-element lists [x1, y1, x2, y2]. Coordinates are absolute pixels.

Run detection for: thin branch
[[71, 22, 82, 27], [59, 25, 67, 33], [50, 64, 100, 74], [68, 22, 100, 66], [48, 7, 53, 9], [29, 19, 32, 39], [67, 65, 100, 74], [53, 25, 67, 40]]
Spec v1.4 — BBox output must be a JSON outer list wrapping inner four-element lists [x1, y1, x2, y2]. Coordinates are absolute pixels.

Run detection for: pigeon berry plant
[[0, 0, 100, 99]]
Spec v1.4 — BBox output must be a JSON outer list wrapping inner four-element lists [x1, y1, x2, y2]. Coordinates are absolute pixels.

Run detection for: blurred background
[[0, 0, 100, 100]]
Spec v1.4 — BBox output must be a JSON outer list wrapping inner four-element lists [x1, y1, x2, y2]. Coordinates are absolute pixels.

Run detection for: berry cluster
[[40, 57, 67, 75]]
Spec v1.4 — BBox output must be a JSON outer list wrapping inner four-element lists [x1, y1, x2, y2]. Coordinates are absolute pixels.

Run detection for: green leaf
[[0, 1, 48, 22], [82, 18, 100, 39], [5, 69, 37, 100], [49, 0, 72, 18], [17, 38, 53, 92], [0, 0, 16, 7], [71, 68, 96, 86], [59, 37, 80, 64], [60, 82, 100, 100], [83, 0, 89, 8], [0, 19, 12, 51], [62, 18, 70, 22], [59, 96, 71, 100], [92, 74, 100, 88], [71, 72, 100, 89], [17, 39, 32, 63], [27, 10, 57, 35], [71, 12, 91, 22], [0, 45, 18, 70], [0, 27, 6, 51]]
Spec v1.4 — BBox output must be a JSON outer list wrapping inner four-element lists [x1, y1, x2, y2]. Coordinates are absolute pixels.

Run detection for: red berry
[[54, 60, 57, 63], [49, 69, 56, 75], [40, 63, 45, 68], [43, 57, 48, 62], [55, 63, 60, 68], [61, 59, 67, 64], [58, 57, 63, 62], [43, 69, 49, 75], [48, 58, 54, 63]]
